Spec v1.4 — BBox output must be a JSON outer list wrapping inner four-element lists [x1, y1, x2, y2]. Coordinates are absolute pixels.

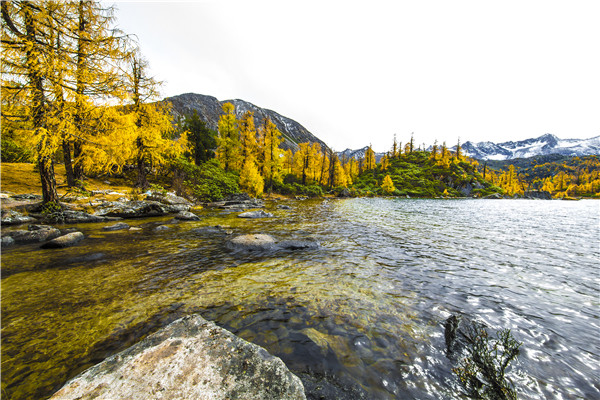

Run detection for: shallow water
[[1, 199, 599, 399]]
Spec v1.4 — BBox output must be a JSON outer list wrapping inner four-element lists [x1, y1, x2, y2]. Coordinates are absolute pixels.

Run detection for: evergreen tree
[[183, 111, 216, 165]]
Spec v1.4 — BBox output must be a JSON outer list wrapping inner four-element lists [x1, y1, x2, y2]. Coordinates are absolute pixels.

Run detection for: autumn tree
[[381, 174, 395, 194], [239, 111, 258, 165], [126, 51, 185, 188], [239, 155, 264, 197], [364, 145, 376, 171], [216, 102, 240, 172], [2, 1, 59, 203], [259, 117, 283, 192]]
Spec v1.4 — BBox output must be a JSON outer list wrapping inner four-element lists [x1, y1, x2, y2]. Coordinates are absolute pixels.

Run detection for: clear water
[[1, 199, 599, 399]]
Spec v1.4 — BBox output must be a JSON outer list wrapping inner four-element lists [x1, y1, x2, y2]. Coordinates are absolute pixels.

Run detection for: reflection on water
[[1, 199, 599, 399]]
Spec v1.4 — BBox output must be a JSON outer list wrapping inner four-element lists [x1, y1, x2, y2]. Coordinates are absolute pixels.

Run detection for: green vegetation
[[173, 158, 239, 202], [352, 151, 501, 198], [453, 326, 522, 400]]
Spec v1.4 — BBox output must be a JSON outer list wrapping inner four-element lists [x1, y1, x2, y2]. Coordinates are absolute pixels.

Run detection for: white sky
[[109, 0, 600, 152]]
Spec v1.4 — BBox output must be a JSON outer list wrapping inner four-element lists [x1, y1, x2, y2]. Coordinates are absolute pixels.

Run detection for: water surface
[[1, 199, 599, 399]]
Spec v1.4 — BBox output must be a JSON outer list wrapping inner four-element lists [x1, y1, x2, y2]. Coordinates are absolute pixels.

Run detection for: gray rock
[[3, 226, 61, 244], [50, 314, 306, 400], [277, 205, 292, 210], [11, 193, 42, 200], [483, 193, 503, 199], [41, 232, 84, 249], [103, 222, 130, 231], [227, 234, 277, 251], [62, 210, 105, 223], [145, 191, 192, 206], [94, 200, 189, 219], [153, 225, 171, 232], [524, 190, 552, 200], [174, 211, 201, 221], [238, 210, 274, 219], [1, 236, 15, 247], [1, 210, 37, 225]]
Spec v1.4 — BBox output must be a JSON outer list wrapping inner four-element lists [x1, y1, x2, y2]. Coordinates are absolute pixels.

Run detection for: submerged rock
[[103, 222, 130, 231], [153, 225, 171, 232], [238, 210, 274, 219], [41, 232, 84, 249], [50, 314, 306, 400], [1, 236, 15, 247], [227, 235, 320, 252], [227, 234, 277, 251]]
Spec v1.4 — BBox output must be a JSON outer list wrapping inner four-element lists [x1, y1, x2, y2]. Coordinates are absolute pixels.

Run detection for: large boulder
[[50, 314, 306, 400], [145, 191, 192, 206], [1, 209, 37, 226], [41, 232, 84, 249], [238, 210, 273, 219]]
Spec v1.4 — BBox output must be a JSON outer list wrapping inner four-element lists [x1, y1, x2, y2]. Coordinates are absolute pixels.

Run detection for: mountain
[[460, 134, 600, 160], [337, 147, 385, 163], [165, 93, 327, 151]]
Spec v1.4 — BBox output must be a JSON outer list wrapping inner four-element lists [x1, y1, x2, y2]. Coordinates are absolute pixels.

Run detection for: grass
[[1, 163, 136, 196]]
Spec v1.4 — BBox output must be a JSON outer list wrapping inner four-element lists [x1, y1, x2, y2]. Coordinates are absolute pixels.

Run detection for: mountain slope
[[461, 134, 600, 160], [165, 93, 327, 151]]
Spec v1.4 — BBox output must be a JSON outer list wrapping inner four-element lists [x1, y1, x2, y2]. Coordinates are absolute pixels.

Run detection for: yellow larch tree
[[364, 145, 376, 171], [239, 155, 264, 197], [216, 102, 241, 172], [259, 117, 283, 193], [239, 111, 258, 166], [381, 175, 395, 194]]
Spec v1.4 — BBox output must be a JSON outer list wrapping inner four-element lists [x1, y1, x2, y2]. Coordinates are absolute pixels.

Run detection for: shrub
[[174, 158, 239, 202], [453, 326, 521, 400]]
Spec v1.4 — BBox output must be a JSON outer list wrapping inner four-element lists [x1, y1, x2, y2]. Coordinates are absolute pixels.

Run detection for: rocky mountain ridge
[[165, 93, 327, 152], [460, 133, 600, 160]]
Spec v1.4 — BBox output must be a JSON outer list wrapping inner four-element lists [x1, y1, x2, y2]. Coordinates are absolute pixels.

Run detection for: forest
[[2, 1, 598, 205]]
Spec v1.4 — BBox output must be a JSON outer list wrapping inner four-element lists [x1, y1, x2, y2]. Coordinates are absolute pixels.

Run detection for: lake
[[1, 198, 599, 399]]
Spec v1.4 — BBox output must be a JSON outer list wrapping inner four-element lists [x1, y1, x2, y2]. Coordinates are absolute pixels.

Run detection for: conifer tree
[[216, 102, 240, 172], [259, 117, 283, 193], [364, 145, 376, 171], [239, 155, 264, 197], [2, 1, 59, 203], [183, 111, 216, 165], [239, 111, 258, 165], [381, 174, 395, 194]]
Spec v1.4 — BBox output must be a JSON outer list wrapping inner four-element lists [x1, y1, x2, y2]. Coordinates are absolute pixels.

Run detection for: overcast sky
[[110, 0, 600, 152]]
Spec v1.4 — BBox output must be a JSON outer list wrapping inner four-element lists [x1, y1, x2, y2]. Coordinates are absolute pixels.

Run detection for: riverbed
[[1, 199, 599, 399]]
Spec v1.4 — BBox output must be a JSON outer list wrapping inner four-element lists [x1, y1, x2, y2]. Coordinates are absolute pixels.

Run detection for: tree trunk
[[72, 141, 84, 183], [62, 139, 76, 187], [39, 158, 59, 204]]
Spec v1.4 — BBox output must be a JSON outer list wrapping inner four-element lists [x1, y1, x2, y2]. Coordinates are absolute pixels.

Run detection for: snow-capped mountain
[[337, 147, 385, 163], [460, 134, 600, 160]]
